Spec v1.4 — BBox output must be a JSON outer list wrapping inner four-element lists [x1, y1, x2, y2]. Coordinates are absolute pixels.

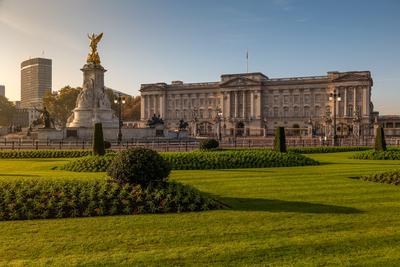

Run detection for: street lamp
[[329, 90, 341, 146], [114, 93, 126, 144], [215, 107, 223, 141]]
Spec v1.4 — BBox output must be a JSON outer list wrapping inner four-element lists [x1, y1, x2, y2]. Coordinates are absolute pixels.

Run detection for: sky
[[0, 0, 400, 114]]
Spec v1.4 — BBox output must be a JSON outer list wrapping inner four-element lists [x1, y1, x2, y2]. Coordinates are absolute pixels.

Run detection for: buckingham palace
[[140, 71, 375, 137]]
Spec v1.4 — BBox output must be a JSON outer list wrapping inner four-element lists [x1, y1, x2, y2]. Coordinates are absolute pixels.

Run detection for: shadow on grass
[[219, 197, 363, 214]]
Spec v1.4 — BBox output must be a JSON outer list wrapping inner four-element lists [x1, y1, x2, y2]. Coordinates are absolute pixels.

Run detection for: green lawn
[[1, 152, 400, 266]]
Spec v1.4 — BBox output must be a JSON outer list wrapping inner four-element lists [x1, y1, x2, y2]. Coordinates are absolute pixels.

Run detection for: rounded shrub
[[104, 140, 112, 149], [199, 139, 219, 150], [107, 148, 171, 186]]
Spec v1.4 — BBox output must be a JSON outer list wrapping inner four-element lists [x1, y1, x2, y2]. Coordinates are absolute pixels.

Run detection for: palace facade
[[140, 71, 374, 137]]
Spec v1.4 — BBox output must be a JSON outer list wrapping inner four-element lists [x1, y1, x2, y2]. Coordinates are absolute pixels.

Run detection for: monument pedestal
[[66, 63, 119, 129], [37, 128, 64, 140]]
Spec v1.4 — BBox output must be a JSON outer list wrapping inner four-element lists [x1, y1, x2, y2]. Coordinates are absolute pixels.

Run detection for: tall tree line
[[43, 86, 141, 127]]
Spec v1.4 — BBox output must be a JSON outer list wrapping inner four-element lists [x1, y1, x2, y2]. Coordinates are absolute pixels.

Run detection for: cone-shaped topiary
[[374, 126, 387, 151], [93, 122, 105, 156], [273, 127, 287, 153], [107, 148, 171, 186]]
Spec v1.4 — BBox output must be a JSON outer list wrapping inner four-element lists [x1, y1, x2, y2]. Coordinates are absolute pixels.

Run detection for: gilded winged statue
[[87, 32, 103, 64]]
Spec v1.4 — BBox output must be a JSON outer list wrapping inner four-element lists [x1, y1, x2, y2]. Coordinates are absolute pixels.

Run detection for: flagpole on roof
[[246, 49, 249, 73]]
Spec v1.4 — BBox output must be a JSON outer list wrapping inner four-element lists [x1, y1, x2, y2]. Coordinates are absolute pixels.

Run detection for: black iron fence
[[1, 137, 400, 152]]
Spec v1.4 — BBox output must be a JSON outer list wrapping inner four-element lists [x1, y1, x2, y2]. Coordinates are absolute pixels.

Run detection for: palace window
[[283, 95, 289, 104], [315, 94, 321, 103], [294, 106, 299, 117], [294, 95, 299, 104], [315, 106, 321, 117], [304, 107, 310, 117], [304, 95, 310, 104], [273, 107, 279, 117], [348, 105, 353, 117], [274, 95, 279, 104], [283, 107, 289, 117], [200, 99, 204, 106]]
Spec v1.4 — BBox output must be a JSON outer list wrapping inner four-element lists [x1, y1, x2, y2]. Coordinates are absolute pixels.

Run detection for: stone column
[[159, 95, 164, 118], [242, 91, 246, 118], [362, 86, 368, 116], [250, 91, 254, 118], [226, 92, 231, 118], [222, 92, 226, 116], [140, 95, 145, 120], [234, 91, 238, 118], [353, 87, 357, 110], [153, 95, 158, 115], [344, 87, 347, 117], [147, 95, 151, 118]]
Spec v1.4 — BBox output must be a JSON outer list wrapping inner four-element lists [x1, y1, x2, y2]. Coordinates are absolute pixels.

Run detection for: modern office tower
[[0, 85, 5, 97], [20, 58, 52, 108]]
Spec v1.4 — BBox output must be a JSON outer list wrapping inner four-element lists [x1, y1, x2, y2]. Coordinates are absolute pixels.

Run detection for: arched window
[[304, 106, 310, 117], [273, 107, 279, 117], [283, 107, 289, 118]]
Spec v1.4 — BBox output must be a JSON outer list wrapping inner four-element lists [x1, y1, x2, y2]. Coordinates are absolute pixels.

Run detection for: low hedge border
[[0, 179, 219, 221], [61, 150, 319, 172], [351, 150, 400, 160], [360, 170, 400, 185]]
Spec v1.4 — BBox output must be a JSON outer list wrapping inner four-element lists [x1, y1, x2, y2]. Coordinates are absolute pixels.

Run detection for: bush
[[62, 149, 319, 172], [199, 139, 219, 150], [374, 126, 387, 151], [107, 148, 171, 186], [104, 141, 112, 149], [93, 122, 105, 156], [0, 150, 91, 159], [289, 146, 370, 154], [0, 179, 219, 221], [360, 170, 400, 185], [274, 127, 286, 153]]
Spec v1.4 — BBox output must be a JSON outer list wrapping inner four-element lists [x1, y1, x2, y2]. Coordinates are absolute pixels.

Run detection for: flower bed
[[288, 146, 370, 154], [0, 150, 92, 158], [351, 150, 400, 160], [360, 170, 400, 185], [61, 150, 319, 172], [0, 179, 219, 221]]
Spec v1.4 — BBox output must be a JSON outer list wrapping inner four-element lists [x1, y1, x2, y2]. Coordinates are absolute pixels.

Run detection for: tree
[[122, 96, 141, 121], [43, 86, 81, 127], [374, 126, 387, 151], [0, 96, 16, 126], [93, 122, 105, 156], [106, 89, 141, 121], [273, 127, 287, 153]]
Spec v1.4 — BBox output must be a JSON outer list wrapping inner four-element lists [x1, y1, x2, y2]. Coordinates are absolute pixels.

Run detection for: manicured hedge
[[0, 179, 219, 221], [61, 150, 319, 172], [360, 170, 400, 185], [288, 146, 371, 154], [351, 150, 400, 160], [0, 150, 92, 159]]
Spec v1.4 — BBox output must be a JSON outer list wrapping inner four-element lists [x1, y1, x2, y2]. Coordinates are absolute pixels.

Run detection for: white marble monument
[[66, 33, 119, 128]]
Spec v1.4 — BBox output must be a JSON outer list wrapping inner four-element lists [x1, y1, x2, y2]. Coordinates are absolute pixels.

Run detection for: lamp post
[[215, 107, 223, 141], [329, 89, 341, 146], [114, 93, 126, 144]]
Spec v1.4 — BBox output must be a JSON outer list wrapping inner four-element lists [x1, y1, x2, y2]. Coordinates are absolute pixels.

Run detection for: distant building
[[0, 85, 5, 97], [20, 58, 52, 109], [141, 71, 375, 137]]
